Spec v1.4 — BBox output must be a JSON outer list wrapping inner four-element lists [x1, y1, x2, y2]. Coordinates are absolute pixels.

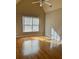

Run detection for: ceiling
[[16, 0, 21, 4], [16, 0, 45, 16], [16, 0, 62, 13], [43, 0, 62, 13]]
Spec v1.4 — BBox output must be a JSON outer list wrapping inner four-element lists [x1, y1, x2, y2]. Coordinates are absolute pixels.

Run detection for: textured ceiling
[[16, 0, 62, 13], [43, 0, 62, 13]]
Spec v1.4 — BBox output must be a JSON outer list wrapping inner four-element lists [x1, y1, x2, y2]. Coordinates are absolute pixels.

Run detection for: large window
[[51, 28, 60, 41], [22, 16, 39, 32]]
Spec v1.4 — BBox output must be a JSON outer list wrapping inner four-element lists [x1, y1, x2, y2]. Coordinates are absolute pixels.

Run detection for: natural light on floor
[[22, 40, 40, 56]]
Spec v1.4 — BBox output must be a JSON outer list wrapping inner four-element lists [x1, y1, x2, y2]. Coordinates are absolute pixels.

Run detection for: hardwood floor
[[16, 36, 62, 59]]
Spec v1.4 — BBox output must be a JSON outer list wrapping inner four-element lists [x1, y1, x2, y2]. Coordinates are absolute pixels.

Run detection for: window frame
[[22, 16, 40, 32]]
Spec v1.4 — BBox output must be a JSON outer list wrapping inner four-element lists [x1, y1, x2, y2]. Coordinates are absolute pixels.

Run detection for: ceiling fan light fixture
[[32, 0, 52, 7]]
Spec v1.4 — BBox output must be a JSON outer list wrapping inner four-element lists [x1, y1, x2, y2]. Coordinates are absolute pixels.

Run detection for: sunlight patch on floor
[[22, 40, 40, 56]]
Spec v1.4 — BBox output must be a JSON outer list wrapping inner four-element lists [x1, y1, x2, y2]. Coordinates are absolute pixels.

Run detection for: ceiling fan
[[32, 0, 52, 7]]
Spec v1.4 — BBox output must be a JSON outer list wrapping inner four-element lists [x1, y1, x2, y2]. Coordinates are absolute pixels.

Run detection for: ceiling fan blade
[[44, 1, 52, 7], [32, 1, 40, 4]]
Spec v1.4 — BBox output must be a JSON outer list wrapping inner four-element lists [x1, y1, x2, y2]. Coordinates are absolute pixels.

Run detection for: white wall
[[45, 8, 62, 38]]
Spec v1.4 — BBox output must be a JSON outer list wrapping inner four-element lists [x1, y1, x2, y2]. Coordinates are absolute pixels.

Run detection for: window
[[51, 28, 60, 41], [22, 16, 39, 32]]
